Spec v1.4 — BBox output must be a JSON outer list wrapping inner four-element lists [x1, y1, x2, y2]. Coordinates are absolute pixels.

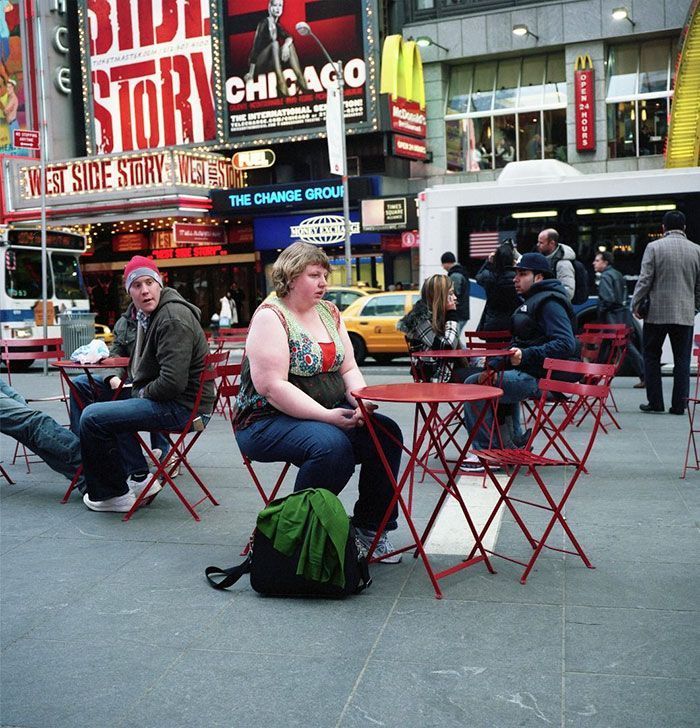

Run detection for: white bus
[[1, 227, 90, 346], [419, 161, 700, 335]]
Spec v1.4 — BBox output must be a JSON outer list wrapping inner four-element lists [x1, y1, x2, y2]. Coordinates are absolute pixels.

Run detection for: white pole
[[34, 4, 49, 374]]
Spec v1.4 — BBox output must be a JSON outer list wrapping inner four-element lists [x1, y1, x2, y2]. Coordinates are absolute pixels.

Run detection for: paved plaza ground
[[1, 366, 698, 727]]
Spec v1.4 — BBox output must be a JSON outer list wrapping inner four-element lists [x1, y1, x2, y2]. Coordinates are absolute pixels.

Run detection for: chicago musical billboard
[[221, 0, 379, 142], [79, 0, 216, 154]]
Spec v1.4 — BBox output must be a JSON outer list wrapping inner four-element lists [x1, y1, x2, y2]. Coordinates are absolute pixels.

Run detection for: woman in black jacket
[[476, 242, 520, 331]]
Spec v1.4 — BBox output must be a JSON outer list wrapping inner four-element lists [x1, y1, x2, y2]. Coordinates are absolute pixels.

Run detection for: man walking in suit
[[632, 210, 700, 414]]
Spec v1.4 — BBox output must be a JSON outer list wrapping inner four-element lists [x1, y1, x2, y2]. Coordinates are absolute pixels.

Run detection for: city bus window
[[52, 253, 85, 300], [5, 249, 52, 299]]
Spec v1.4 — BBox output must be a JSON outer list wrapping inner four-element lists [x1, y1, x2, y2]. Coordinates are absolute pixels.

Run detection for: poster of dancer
[[0, 0, 30, 156]]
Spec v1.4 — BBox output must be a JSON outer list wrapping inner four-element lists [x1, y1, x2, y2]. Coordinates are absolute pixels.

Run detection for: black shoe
[[669, 407, 685, 415], [639, 403, 665, 413], [513, 428, 532, 448]]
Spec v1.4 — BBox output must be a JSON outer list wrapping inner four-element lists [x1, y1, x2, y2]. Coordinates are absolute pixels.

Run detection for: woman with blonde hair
[[234, 242, 403, 561], [398, 273, 461, 382]]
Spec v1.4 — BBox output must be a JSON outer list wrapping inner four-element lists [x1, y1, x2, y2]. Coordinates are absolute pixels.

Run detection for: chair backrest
[[464, 329, 511, 349], [583, 322, 630, 336], [405, 336, 430, 383], [216, 362, 242, 420], [0, 338, 65, 384]]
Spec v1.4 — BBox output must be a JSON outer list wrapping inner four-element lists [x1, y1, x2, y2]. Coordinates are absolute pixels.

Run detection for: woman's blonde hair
[[421, 274, 453, 335], [271, 242, 331, 297]]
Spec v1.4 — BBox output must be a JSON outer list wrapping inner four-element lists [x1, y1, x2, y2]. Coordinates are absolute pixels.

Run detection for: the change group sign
[[222, 0, 378, 141]]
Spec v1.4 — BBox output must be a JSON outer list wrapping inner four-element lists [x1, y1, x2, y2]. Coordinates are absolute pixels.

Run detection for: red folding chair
[[463, 329, 511, 349], [468, 358, 614, 583], [681, 337, 700, 478], [0, 338, 68, 472], [123, 351, 228, 522]]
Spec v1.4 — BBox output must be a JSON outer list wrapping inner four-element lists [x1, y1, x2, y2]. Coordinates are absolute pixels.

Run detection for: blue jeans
[[0, 380, 81, 483], [80, 397, 190, 500], [464, 370, 541, 451], [643, 323, 693, 411], [69, 374, 169, 475], [235, 410, 403, 532]]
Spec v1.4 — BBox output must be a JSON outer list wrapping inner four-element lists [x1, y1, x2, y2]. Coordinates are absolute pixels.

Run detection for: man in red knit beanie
[[77, 255, 214, 513]]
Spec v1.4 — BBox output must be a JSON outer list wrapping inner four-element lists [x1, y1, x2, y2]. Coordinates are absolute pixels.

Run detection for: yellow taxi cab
[[341, 291, 420, 364], [322, 285, 380, 311], [94, 323, 115, 345]]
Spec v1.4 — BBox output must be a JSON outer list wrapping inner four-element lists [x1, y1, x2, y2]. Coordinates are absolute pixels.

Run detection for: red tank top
[[318, 341, 337, 371]]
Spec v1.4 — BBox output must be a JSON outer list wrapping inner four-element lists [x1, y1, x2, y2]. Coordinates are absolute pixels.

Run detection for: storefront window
[[605, 38, 675, 158], [445, 53, 565, 172]]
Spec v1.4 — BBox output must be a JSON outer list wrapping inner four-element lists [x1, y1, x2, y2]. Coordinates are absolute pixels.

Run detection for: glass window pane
[[607, 101, 637, 157], [519, 55, 546, 108], [471, 117, 493, 170], [607, 44, 638, 97], [470, 62, 496, 112], [639, 97, 667, 155], [446, 65, 472, 115], [544, 53, 567, 105], [4, 249, 52, 299], [518, 112, 542, 160], [414, 0, 435, 9], [52, 253, 85, 300], [640, 39, 670, 93], [494, 59, 520, 110], [445, 119, 468, 172], [494, 115, 516, 167], [543, 108, 567, 161]]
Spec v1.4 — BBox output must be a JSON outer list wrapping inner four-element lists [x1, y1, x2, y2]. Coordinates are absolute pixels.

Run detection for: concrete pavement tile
[[565, 674, 700, 727], [565, 605, 699, 678], [198, 591, 396, 658], [398, 553, 564, 603], [373, 598, 562, 669], [0, 638, 183, 728], [0, 533, 32, 555], [341, 661, 561, 728], [565, 561, 700, 610], [122, 650, 365, 728]]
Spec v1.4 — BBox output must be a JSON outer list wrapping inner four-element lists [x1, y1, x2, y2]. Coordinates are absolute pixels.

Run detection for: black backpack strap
[[355, 558, 373, 593], [205, 556, 251, 590]]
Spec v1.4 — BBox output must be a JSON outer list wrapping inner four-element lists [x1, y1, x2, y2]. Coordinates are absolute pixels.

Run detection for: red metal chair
[[464, 329, 511, 349], [680, 336, 700, 478], [122, 352, 229, 521], [468, 358, 614, 583], [0, 338, 68, 472]]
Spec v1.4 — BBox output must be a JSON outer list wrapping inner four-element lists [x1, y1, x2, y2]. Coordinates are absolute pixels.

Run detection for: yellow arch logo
[[574, 54, 593, 71], [380, 35, 425, 110]]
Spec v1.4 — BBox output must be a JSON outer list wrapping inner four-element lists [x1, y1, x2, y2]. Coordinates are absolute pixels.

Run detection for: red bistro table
[[352, 382, 503, 599], [51, 357, 130, 502]]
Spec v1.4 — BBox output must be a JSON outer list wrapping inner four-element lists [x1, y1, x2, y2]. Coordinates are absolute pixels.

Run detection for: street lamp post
[[295, 22, 353, 286]]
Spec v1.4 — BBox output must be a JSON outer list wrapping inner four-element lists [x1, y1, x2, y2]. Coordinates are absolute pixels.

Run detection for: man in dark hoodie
[[461, 252, 578, 471], [80, 256, 213, 513], [441, 251, 470, 339]]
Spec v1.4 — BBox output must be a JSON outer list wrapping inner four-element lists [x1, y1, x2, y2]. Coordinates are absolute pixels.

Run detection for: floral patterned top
[[233, 298, 346, 430]]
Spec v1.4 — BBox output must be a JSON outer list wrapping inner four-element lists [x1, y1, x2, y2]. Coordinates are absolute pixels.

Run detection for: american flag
[[469, 231, 500, 259]]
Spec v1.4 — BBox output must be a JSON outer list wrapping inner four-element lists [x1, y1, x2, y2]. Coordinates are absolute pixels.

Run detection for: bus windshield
[[52, 252, 86, 299], [3, 248, 52, 299]]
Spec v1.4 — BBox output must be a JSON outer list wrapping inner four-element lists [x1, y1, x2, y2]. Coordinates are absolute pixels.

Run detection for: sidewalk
[[1, 370, 698, 727]]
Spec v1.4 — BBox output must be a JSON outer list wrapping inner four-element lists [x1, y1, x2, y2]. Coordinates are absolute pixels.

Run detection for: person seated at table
[[233, 242, 404, 562], [475, 241, 520, 332], [462, 252, 579, 472], [67, 276, 172, 483], [1, 380, 84, 490], [79, 256, 214, 513], [397, 274, 466, 382]]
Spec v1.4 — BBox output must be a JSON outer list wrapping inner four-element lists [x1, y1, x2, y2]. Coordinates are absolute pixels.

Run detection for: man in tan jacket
[[632, 210, 700, 415]]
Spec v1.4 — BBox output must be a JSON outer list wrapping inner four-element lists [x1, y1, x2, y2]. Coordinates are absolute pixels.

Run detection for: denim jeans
[[79, 397, 190, 500], [642, 323, 693, 411], [69, 374, 170, 475], [0, 380, 81, 482], [235, 409, 403, 532], [464, 370, 541, 451]]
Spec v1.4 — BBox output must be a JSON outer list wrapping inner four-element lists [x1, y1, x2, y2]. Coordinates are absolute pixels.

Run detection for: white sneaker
[[127, 475, 163, 500], [356, 527, 402, 564], [83, 491, 136, 513], [150, 448, 181, 478]]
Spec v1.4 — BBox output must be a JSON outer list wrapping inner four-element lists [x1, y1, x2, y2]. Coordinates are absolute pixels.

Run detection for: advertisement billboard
[[0, 0, 31, 157], [80, 0, 216, 154], [221, 0, 378, 142]]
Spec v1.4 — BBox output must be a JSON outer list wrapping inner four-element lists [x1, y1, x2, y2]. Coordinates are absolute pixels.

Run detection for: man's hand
[[632, 310, 642, 320], [108, 376, 122, 390], [509, 348, 522, 367]]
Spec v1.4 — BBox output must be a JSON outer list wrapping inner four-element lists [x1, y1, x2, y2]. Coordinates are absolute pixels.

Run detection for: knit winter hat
[[124, 255, 162, 291]]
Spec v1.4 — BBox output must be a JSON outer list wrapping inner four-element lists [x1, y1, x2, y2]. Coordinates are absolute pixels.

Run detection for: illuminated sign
[[81, 0, 215, 154], [112, 233, 147, 253], [211, 177, 374, 214], [221, 0, 378, 141], [574, 55, 596, 152], [385, 97, 427, 138], [173, 223, 225, 246], [232, 149, 276, 170], [391, 134, 427, 161], [361, 196, 418, 232], [379, 36, 425, 109], [18, 151, 236, 200], [8, 230, 86, 251], [290, 215, 360, 245], [151, 245, 226, 260]]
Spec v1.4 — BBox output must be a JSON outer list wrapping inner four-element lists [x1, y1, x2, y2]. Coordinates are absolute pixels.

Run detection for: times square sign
[[78, 0, 380, 154]]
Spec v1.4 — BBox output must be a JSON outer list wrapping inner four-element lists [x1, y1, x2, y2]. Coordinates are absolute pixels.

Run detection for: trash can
[[59, 312, 96, 357]]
